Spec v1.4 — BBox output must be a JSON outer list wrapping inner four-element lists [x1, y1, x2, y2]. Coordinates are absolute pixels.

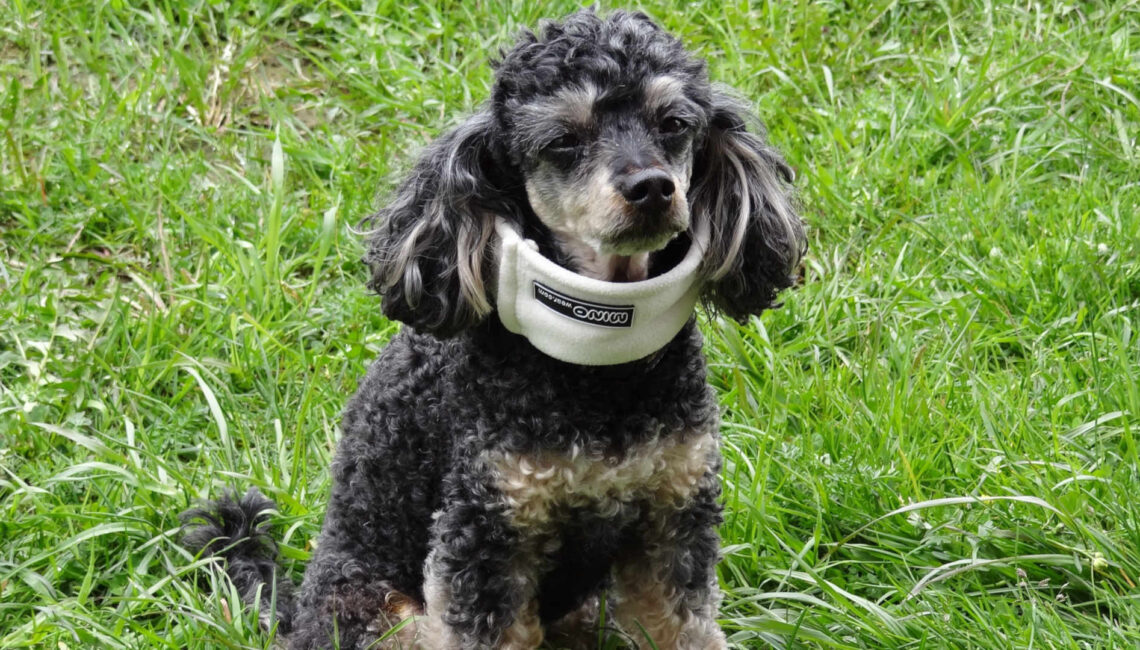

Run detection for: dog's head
[[365, 10, 806, 337]]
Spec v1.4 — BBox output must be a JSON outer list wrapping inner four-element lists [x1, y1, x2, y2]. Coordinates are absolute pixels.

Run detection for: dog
[[181, 9, 805, 649]]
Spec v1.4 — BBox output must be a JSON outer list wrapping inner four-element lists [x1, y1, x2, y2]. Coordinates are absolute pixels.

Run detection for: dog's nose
[[618, 169, 675, 213]]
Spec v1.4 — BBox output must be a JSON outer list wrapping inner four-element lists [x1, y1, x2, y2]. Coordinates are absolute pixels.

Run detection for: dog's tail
[[180, 488, 297, 635]]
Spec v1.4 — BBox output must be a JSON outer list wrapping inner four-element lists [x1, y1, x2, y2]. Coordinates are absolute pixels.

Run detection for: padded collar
[[495, 219, 707, 366]]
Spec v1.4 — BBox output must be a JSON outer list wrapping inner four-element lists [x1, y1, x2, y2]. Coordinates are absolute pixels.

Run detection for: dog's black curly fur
[[180, 488, 296, 632], [182, 9, 804, 649]]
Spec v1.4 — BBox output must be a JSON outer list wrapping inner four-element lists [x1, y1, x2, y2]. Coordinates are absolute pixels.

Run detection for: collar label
[[533, 281, 635, 328]]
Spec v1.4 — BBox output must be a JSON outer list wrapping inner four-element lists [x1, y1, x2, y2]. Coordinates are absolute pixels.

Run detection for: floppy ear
[[690, 91, 806, 321], [363, 111, 512, 337]]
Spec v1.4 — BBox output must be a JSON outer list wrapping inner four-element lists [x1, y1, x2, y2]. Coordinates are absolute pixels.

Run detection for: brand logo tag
[[533, 281, 634, 328]]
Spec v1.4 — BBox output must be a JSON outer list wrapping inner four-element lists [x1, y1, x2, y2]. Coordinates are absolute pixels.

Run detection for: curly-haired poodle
[[182, 9, 805, 649]]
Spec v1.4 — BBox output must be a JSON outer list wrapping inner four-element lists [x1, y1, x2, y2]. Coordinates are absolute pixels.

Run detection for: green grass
[[1, 0, 1138, 648]]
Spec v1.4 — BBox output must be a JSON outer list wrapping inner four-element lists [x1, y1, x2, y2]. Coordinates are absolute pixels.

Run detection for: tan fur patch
[[363, 589, 423, 649], [518, 83, 599, 128], [498, 598, 545, 649], [412, 551, 462, 649], [644, 76, 687, 114], [486, 430, 719, 528], [497, 540, 546, 649]]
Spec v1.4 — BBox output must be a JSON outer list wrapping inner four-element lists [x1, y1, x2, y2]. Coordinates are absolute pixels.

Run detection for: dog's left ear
[[691, 91, 806, 320], [363, 111, 515, 338]]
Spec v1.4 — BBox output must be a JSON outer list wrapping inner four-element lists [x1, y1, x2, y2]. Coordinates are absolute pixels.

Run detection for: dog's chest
[[484, 429, 718, 526]]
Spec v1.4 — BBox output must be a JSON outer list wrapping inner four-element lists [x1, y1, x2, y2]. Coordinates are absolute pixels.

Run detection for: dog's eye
[[660, 117, 689, 135], [546, 133, 581, 151]]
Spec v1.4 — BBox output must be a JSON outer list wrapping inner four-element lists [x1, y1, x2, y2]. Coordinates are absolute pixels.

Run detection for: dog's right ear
[[364, 111, 511, 337]]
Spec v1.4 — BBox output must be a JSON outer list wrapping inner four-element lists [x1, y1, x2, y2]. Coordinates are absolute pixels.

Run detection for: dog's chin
[[545, 213, 690, 282], [591, 226, 685, 283], [599, 218, 689, 257]]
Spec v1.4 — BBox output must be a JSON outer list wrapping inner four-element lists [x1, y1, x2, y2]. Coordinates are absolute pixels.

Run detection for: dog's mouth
[[595, 227, 693, 282], [594, 217, 689, 282], [601, 227, 680, 256], [535, 204, 691, 283]]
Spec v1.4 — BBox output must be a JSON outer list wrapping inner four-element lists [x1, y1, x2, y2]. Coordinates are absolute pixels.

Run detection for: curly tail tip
[[180, 487, 296, 634]]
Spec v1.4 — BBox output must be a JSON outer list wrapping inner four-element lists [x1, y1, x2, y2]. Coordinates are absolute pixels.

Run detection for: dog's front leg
[[414, 484, 544, 649], [611, 478, 727, 650]]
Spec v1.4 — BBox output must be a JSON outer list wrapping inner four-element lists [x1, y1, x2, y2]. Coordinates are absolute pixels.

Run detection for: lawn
[[1, 1, 1138, 648]]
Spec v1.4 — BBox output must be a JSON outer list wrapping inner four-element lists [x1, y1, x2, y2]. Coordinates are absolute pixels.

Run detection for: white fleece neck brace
[[495, 219, 707, 366]]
